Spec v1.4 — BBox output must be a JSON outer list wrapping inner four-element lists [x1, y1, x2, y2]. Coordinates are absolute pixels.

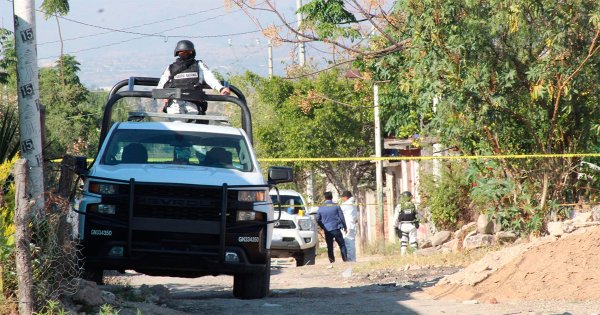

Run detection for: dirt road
[[103, 255, 600, 315]]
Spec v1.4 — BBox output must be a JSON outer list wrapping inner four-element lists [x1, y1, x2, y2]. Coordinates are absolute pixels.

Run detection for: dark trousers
[[324, 229, 347, 263]]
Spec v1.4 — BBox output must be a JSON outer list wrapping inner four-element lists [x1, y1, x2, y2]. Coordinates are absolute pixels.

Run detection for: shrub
[[419, 161, 473, 230]]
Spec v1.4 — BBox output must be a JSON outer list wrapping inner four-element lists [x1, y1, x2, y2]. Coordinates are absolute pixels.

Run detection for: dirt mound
[[427, 225, 600, 301]]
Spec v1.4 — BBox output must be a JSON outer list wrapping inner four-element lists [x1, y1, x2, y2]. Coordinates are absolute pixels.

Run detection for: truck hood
[[89, 164, 266, 186]]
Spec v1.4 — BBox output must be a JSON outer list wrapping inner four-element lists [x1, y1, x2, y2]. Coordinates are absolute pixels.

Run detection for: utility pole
[[13, 0, 45, 216], [268, 40, 273, 78], [296, 0, 306, 66], [374, 83, 384, 249]]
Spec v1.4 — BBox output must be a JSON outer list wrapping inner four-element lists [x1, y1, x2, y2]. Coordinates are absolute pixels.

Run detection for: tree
[[247, 69, 375, 195], [40, 55, 102, 158], [233, 0, 600, 232], [232, 0, 406, 60], [40, 0, 70, 85], [0, 29, 19, 163]]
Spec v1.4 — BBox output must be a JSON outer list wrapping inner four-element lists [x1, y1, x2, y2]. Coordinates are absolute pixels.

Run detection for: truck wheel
[[233, 259, 271, 299], [82, 268, 104, 285], [295, 246, 316, 266]]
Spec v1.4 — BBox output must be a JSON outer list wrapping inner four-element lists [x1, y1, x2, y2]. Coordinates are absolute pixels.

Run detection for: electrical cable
[[38, 5, 229, 45]]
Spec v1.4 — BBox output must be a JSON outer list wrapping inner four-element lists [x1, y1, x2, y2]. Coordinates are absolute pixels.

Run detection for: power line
[[38, 5, 229, 45]]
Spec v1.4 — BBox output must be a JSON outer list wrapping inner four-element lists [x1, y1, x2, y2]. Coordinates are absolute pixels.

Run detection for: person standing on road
[[157, 40, 231, 115], [392, 191, 419, 255], [340, 190, 357, 262], [316, 191, 348, 263]]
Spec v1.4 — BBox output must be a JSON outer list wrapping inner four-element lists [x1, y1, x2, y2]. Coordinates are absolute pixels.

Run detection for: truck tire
[[295, 246, 316, 266], [233, 259, 271, 299]]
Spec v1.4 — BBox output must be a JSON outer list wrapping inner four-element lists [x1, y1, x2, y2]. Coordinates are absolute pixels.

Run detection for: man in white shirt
[[340, 190, 357, 262]]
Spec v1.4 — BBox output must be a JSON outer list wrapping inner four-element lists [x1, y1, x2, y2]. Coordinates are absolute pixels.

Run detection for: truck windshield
[[101, 129, 253, 172]]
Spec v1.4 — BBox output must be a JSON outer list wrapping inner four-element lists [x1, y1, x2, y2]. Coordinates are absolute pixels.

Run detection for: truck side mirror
[[268, 166, 293, 185], [74, 156, 89, 175]]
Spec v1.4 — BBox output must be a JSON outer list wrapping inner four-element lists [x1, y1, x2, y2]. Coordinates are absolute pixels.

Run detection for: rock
[[573, 211, 592, 223], [495, 231, 517, 244], [485, 297, 498, 304], [453, 223, 477, 252], [476, 213, 494, 235], [101, 291, 116, 304], [430, 231, 452, 247], [547, 221, 564, 237], [563, 220, 576, 233], [140, 284, 171, 304], [71, 279, 104, 306], [442, 238, 457, 251], [461, 222, 477, 232], [463, 234, 494, 250], [419, 239, 432, 249], [592, 205, 600, 221], [492, 218, 502, 233]]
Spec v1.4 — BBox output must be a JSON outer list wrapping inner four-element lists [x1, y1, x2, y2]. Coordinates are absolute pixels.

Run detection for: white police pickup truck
[[72, 77, 292, 299], [269, 189, 318, 266]]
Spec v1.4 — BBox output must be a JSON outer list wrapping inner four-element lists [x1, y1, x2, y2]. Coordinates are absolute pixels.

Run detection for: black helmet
[[174, 40, 196, 57], [401, 191, 412, 198]]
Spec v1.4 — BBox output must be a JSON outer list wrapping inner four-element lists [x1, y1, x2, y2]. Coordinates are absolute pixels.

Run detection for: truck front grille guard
[[78, 175, 279, 261]]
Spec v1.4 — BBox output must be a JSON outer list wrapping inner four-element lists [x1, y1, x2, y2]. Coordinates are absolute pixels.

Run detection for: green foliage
[[0, 28, 16, 86], [0, 105, 19, 164], [298, 0, 360, 40], [36, 300, 68, 315], [40, 0, 70, 18], [419, 162, 472, 230], [236, 70, 375, 192], [0, 158, 16, 301], [98, 304, 120, 315], [354, 0, 600, 228], [40, 55, 103, 158]]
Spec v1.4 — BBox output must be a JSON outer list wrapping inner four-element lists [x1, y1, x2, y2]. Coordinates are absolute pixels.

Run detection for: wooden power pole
[[14, 159, 34, 315]]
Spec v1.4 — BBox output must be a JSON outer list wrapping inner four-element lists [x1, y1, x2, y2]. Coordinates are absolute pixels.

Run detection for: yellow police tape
[[258, 153, 600, 162], [50, 153, 600, 164]]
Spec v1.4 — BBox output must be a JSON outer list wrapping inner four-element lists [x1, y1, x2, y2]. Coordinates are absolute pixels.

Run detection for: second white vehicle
[[269, 189, 318, 266]]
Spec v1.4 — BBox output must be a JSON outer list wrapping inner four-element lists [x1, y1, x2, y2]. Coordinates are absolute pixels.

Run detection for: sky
[[1, 0, 321, 89]]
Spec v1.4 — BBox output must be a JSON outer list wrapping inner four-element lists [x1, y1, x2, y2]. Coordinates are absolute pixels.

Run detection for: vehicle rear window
[[270, 195, 306, 214]]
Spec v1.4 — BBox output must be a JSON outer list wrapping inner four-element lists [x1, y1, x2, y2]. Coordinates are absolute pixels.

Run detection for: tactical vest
[[398, 202, 416, 222], [164, 60, 203, 89]]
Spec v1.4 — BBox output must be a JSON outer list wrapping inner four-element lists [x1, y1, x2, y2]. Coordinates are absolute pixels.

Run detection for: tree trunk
[[14, 159, 34, 315]]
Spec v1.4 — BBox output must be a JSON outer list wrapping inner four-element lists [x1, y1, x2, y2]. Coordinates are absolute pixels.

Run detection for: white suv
[[269, 189, 318, 266]]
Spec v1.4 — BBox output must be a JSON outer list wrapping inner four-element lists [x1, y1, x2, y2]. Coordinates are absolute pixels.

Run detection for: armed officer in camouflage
[[392, 191, 419, 255], [157, 40, 231, 115]]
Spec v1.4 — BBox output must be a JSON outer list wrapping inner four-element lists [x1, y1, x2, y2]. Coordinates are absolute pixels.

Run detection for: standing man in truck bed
[[157, 39, 231, 115]]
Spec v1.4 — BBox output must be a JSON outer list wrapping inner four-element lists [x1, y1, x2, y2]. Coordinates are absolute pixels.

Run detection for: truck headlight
[[238, 189, 267, 202], [236, 211, 265, 221], [88, 204, 117, 215], [298, 219, 313, 231], [89, 182, 119, 195]]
